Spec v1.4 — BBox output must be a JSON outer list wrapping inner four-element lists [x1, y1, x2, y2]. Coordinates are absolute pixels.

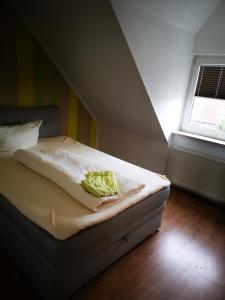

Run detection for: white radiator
[[166, 146, 225, 203]]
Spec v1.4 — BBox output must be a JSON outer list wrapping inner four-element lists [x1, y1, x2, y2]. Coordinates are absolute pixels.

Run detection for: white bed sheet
[[0, 136, 170, 240]]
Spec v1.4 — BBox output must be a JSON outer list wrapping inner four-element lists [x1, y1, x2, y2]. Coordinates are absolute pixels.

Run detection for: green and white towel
[[81, 171, 119, 197]]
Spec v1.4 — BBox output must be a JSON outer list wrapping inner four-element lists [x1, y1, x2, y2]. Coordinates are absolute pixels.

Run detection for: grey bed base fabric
[[0, 106, 60, 138], [0, 187, 169, 299]]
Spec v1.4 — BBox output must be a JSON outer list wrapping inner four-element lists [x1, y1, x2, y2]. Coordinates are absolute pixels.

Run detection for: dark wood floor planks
[[73, 189, 225, 300], [0, 189, 225, 300]]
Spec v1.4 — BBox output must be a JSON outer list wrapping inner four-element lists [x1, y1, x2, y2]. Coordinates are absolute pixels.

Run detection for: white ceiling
[[115, 0, 221, 34]]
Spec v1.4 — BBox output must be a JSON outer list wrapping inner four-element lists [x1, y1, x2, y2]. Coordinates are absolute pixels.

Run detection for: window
[[182, 56, 225, 141]]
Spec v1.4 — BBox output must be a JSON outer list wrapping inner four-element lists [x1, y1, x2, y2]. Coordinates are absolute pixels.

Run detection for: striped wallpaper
[[0, 3, 96, 147]]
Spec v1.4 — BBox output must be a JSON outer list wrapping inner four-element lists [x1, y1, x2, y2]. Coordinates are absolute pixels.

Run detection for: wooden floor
[[1, 189, 225, 300]]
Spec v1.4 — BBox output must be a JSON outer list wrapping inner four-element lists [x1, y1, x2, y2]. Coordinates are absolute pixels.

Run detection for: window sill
[[173, 131, 225, 147]]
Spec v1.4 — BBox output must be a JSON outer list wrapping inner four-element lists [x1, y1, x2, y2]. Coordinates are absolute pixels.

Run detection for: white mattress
[[0, 136, 170, 240]]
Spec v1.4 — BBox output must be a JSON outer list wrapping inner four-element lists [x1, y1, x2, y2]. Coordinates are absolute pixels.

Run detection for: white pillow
[[0, 120, 42, 151]]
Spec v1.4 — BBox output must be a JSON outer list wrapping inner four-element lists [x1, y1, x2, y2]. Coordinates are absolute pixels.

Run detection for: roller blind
[[195, 65, 225, 99]]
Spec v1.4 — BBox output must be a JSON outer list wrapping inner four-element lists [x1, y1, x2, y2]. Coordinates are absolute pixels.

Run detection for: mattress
[[0, 136, 170, 239]]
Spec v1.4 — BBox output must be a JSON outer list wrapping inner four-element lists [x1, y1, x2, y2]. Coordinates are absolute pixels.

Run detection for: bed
[[0, 106, 170, 299]]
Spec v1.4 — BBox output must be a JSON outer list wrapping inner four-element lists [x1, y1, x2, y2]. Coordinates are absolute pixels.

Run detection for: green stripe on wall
[[58, 78, 70, 135], [33, 41, 45, 105], [0, 3, 97, 147], [77, 102, 92, 145], [68, 90, 79, 139], [33, 40, 60, 106], [0, 4, 18, 106], [90, 119, 97, 148], [17, 18, 34, 106], [44, 54, 60, 106]]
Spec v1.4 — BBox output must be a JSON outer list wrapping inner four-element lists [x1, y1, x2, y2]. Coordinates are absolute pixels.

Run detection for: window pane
[[190, 96, 225, 132], [195, 66, 222, 98]]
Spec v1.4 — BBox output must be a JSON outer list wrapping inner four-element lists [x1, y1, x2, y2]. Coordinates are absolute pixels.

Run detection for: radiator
[[166, 146, 225, 203]]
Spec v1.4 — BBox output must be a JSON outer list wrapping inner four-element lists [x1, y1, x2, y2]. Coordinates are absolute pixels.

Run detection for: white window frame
[[181, 55, 225, 141]]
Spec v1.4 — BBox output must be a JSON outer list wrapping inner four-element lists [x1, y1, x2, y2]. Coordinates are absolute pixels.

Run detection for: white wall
[[194, 0, 225, 55], [175, 0, 225, 160], [166, 1, 225, 202], [111, 0, 194, 139], [98, 124, 168, 173]]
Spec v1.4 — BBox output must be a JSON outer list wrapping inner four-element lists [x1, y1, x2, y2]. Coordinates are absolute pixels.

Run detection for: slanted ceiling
[[10, 0, 165, 142], [111, 0, 221, 139], [118, 0, 221, 34], [194, 0, 225, 54], [9, 0, 220, 143]]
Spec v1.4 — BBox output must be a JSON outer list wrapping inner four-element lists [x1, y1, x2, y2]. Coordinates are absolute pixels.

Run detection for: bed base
[[0, 187, 169, 299]]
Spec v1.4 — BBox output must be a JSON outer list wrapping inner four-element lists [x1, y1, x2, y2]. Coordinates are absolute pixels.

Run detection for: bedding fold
[[15, 149, 145, 212]]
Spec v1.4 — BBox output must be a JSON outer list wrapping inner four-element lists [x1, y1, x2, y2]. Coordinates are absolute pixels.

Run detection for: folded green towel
[[81, 171, 119, 197]]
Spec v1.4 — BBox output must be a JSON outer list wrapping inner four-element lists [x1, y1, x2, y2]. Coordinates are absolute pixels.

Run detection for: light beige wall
[[98, 124, 168, 173]]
